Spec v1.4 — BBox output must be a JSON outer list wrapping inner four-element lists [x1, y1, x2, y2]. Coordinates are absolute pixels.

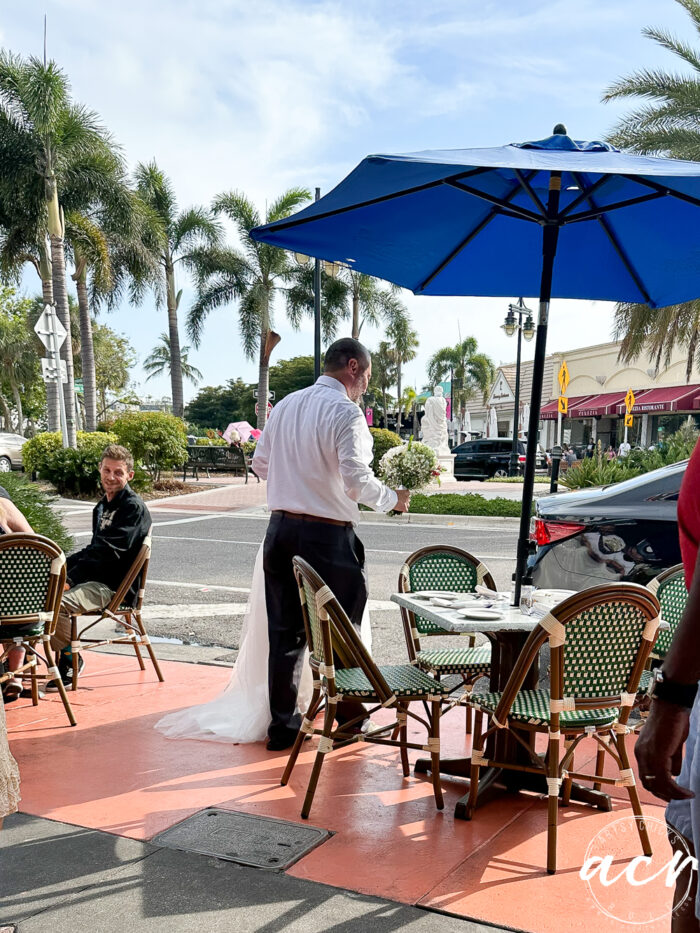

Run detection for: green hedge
[[111, 411, 188, 483], [0, 472, 73, 553], [22, 431, 119, 497], [369, 427, 402, 475], [409, 493, 529, 517]]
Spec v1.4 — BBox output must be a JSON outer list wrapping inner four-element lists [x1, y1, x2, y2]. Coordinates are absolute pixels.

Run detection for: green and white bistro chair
[[281, 556, 451, 819], [0, 533, 76, 726], [639, 563, 687, 695], [464, 582, 661, 874], [398, 545, 495, 730]]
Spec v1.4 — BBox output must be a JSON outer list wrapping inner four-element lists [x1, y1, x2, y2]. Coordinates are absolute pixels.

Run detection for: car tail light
[[518, 455, 526, 463], [531, 518, 586, 546]]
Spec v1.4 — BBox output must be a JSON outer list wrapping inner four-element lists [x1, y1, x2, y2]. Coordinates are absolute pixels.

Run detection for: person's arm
[[336, 410, 402, 512], [635, 545, 700, 802], [251, 419, 273, 480], [67, 499, 150, 586], [1, 497, 33, 533]]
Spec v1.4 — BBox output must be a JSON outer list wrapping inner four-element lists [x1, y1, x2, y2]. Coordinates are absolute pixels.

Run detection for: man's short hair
[[323, 338, 371, 373], [100, 444, 134, 472]]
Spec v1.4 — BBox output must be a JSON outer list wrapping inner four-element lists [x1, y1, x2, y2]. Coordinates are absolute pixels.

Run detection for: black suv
[[453, 438, 529, 479]]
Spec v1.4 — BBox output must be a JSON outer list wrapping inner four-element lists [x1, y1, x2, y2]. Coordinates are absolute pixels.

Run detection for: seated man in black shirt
[[47, 444, 152, 689]]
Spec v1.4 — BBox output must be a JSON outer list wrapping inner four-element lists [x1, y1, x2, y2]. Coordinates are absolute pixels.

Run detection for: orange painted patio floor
[[7, 652, 677, 932]]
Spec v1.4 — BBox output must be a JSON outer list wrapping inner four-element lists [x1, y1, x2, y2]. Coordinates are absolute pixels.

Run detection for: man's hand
[[635, 700, 693, 802], [393, 489, 411, 512]]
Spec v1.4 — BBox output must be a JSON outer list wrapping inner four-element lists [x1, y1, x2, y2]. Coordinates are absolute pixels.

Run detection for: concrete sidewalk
[[2, 813, 496, 933]]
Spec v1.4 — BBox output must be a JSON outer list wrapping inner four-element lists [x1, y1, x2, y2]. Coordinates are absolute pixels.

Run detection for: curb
[[357, 511, 521, 526]]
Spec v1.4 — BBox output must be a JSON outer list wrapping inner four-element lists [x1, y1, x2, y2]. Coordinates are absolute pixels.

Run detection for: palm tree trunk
[[0, 392, 11, 430], [165, 252, 184, 418], [47, 184, 77, 447], [382, 390, 388, 429], [73, 256, 98, 431], [396, 362, 402, 431], [352, 290, 360, 339], [257, 294, 272, 430], [39, 240, 60, 433], [9, 379, 23, 435]]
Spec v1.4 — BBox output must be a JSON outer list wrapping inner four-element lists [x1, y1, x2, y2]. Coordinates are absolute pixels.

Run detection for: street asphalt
[[56, 502, 519, 665]]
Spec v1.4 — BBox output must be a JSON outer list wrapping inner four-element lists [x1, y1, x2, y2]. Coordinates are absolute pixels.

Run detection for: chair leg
[[134, 611, 165, 682], [593, 745, 606, 792], [430, 700, 444, 810], [465, 704, 472, 734], [616, 732, 652, 857], [398, 703, 409, 778], [561, 739, 574, 805], [45, 636, 76, 727], [464, 709, 484, 819], [127, 613, 147, 671], [301, 703, 336, 820], [70, 615, 81, 692], [282, 690, 321, 786], [30, 649, 39, 705], [546, 735, 560, 875]]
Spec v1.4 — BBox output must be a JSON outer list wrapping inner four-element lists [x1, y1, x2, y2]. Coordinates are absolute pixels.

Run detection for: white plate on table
[[412, 591, 461, 600], [457, 608, 504, 621]]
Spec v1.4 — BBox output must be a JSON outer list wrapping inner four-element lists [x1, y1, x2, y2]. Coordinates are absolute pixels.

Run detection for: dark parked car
[[528, 460, 685, 591], [453, 438, 546, 480]]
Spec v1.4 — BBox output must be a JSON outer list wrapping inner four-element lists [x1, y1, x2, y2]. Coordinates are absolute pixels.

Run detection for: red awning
[[568, 392, 627, 418], [616, 384, 700, 414], [540, 395, 595, 420]]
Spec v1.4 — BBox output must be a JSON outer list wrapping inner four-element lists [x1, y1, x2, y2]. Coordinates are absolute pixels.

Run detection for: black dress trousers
[[263, 511, 368, 744]]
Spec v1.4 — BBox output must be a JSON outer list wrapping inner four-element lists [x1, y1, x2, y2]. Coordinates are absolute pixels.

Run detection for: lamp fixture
[[522, 315, 536, 341], [501, 310, 517, 337]]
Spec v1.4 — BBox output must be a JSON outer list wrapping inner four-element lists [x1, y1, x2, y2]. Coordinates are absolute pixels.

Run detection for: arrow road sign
[[34, 305, 67, 351], [253, 388, 275, 400], [558, 396, 568, 415], [558, 361, 569, 395], [625, 388, 636, 413], [41, 358, 67, 384]]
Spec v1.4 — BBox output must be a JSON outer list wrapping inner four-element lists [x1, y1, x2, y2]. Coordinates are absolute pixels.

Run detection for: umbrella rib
[[445, 179, 543, 223], [571, 172, 653, 306], [416, 174, 537, 293], [558, 175, 612, 217], [619, 173, 700, 210], [514, 170, 546, 216], [252, 167, 492, 234], [561, 191, 667, 225]]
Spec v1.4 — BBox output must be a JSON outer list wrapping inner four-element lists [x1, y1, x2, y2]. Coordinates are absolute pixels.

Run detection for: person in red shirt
[[636, 437, 700, 929]]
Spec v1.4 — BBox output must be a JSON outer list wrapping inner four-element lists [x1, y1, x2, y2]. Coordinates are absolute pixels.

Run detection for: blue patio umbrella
[[251, 125, 700, 599]]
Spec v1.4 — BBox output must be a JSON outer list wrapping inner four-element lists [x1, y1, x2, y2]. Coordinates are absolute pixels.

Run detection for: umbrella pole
[[513, 173, 561, 605]]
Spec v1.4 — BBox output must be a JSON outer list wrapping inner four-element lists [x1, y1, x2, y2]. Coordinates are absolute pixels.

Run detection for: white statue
[[422, 386, 451, 456]]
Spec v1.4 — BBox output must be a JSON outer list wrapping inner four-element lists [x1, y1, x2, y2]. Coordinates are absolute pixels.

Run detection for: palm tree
[[0, 299, 37, 434], [187, 187, 311, 429], [346, 271, 403, 339], [134, 161, 221, 418], [369, 341, 398, 429], [427, 337, 495, 426], [387, 312, 418, 416], [0, 53, 124, 446], [143, 334, 203, 385], [285, 263, 349, 342], [613, 300, 700, 382], [602, 0, 700, 159]]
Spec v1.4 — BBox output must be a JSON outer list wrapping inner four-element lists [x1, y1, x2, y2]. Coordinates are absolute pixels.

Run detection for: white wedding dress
[[155, 544, 372, 743]]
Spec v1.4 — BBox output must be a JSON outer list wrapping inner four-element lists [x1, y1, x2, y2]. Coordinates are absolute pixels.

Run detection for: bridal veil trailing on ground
[[154, 544, 372, 743]]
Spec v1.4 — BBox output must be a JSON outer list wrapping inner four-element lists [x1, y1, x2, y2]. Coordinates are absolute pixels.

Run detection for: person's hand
[[635, 700, 693, 802], [64, 582, 70, 591], [393, 489, 411, 512]]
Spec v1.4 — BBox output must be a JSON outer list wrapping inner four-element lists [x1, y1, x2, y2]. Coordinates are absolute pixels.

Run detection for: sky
[[3, 0, 695, 405]]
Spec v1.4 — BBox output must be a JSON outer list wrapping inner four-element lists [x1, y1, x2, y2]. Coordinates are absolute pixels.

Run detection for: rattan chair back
[[493, 583, 661, 729], [398, 545, 496, 656], [0, 533, 65, 632], [293, 556, 393, 703], [647, 563, 686, 659]]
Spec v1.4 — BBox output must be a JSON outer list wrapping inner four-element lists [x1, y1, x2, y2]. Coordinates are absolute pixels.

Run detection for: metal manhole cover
[[152, 809, 331, 870]]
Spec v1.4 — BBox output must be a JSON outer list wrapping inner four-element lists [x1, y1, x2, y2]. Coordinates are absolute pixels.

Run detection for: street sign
[[41, 358, 67, 384], [625, 413, 634, 428], [34, 306, 67, 350], [558, 396, 568, 415], [255, 401, 273, 416], [558, 360, 569, 395], [253, 388, 275, 400], [74, 379, 84, 393], [625, 388, 635, 413]]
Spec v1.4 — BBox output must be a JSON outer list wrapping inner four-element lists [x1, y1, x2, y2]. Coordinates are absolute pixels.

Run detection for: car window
[[453, 442, 472, 454]]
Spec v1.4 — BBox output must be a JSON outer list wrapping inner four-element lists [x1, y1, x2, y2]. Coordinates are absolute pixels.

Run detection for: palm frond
[[267, 187, 311, 223], [172, 206, 222, 256]]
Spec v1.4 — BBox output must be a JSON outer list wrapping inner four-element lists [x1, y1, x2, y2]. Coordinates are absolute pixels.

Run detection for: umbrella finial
[[552, 123, 567, 135]]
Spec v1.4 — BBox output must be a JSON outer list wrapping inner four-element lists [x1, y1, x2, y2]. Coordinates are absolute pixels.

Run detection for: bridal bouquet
[[378, 438, 442, 492]]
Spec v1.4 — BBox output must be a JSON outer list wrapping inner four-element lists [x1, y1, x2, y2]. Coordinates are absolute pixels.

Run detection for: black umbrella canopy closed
[[252, 125, 700, 599]]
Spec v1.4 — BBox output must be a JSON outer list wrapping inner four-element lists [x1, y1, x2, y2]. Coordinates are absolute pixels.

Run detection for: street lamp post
[[501, 297, 536, 477], [293, 187, 340, 380]]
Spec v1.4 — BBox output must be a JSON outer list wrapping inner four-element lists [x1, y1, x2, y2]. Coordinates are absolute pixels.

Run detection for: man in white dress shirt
[[253, 338, 410, 750]]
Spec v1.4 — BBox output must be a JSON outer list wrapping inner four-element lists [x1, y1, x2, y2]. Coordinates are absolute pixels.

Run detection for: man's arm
[[1, 497, 33, 533], [336, 410, 401, 512], [67, 499, 150, 586], [635, 545, 700, 802], [251, 419, 273, 480]]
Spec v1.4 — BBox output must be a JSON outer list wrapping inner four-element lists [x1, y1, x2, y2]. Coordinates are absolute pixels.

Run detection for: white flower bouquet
[[378, 438, 442, 492]]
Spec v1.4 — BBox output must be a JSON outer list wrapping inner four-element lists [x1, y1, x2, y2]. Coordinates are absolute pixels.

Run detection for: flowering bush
[[378, 439, 441, 492]]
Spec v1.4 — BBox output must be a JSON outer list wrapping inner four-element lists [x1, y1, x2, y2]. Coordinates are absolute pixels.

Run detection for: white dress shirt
[[252, 375, 398, 523]]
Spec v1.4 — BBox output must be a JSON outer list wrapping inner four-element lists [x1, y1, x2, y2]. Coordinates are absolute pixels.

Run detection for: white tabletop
[[390, 592, 541, 634]]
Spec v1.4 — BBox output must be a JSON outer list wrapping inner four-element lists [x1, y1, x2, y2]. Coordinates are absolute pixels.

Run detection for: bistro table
[[390, 591, 614, 819]]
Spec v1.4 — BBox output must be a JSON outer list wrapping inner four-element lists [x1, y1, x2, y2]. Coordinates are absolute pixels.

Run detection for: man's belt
[[272, 510, 352, 528]]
